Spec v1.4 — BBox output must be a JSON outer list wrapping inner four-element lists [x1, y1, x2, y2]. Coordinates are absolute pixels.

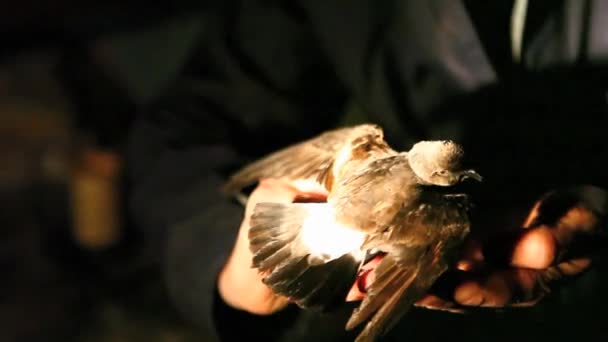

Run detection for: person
[[125, 1, 608, 341]]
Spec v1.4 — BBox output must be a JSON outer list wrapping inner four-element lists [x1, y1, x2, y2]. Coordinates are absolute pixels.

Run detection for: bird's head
[[407, 140, 482, 186]]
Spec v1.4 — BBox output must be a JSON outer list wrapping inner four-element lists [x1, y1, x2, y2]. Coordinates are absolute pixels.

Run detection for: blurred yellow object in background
[[70, 148, 122, 250]]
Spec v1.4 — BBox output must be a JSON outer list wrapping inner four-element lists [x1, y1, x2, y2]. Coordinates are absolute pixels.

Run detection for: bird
[[222, 123, 482, 342]]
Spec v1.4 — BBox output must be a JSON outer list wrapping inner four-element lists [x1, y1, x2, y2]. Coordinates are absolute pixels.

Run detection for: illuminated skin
[[218, 179, 327, 315], [218, 179, 601, 315], [220, 125, 604, 342]]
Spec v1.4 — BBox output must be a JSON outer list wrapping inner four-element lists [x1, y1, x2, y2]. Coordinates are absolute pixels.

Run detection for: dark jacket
[[126, 1, 608, 341]]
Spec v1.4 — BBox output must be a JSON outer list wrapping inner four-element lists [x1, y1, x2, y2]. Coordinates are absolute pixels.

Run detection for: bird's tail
[[249, 202, 361, 311], [345, 252, 446, 342]]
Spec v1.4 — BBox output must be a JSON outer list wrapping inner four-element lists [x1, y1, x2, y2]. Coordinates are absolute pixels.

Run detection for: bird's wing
[[222, 123, 385, 194], [347, 196, 471, 342], [330, 153, 415, 234], [248, 202, 362, 311]]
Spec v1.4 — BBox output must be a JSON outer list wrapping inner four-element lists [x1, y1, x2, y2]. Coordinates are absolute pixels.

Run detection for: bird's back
[[329, 153, 422, 235]]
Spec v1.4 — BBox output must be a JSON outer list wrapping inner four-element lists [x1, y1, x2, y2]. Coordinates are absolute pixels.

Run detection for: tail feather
[[346, 255, 416, 332], [346, 252, 448, 342], [222, 142, 335, 195], [257, 244, 294, 271], [354, 275, 424, 342], [264, 257, 310, 289], [249, 202, 360, 311], [297, 254, 361, 310]]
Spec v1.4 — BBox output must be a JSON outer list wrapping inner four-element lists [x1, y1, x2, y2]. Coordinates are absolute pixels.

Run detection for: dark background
[[1, 2, 210, 341], [1, 1, 607, 342]]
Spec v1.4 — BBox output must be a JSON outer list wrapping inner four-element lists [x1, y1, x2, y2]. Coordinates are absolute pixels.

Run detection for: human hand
[[217, 179, 328, 315], [347, 185, 607, 312]]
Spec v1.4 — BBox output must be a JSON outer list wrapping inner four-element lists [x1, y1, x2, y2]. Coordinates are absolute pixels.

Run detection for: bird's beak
[[460, 170, 483, 182]]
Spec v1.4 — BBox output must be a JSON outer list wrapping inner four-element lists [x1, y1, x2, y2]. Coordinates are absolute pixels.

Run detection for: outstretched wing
[[347, 195, 471, 342], [248, 202, 363, 311], [222, 123, 385, 194]]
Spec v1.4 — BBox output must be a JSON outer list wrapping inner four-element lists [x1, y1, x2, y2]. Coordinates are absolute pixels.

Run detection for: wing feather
[[347, 194, 472, 342], [248, 202, 360, 311], [330, 154, 416, 234], [223, 124, 385, 194]]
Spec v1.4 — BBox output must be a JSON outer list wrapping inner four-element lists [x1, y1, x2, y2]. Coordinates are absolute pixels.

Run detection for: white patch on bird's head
[[407, 140, 481, 186], [408, 140, 463, 170], [300, 204, 366, 261]]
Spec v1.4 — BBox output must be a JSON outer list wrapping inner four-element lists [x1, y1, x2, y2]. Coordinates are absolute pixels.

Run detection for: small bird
[[223, 123, 482, 342]]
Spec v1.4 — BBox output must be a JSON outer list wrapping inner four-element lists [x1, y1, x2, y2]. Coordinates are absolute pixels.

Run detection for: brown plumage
[[223, 123, 482, 342], [223, 124, 389, 194]]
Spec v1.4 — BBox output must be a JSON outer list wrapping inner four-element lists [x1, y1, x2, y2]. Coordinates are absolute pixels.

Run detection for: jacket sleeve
[[123, 3, 349, 341], [126, 98, 244, 340]]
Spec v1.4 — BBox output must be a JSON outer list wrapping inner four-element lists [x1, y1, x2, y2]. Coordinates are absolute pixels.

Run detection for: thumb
[[483, 185, 607, 270], [482, 227, 557, 269]]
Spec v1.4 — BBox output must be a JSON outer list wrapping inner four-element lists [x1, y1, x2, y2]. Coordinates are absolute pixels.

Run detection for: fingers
[[527, 185, 607, 229], [499, 208, 600, 269], [345, 186, 607, 313], [249, 179, 328, 204], [451, 216, 590, 309], [481, 194, 605, 270], [291, 179, 331, 196], [220, 179, 317, 315], [437, 257, 592, 309], [413, 294, 466, 313], [344, 247, 591, 311], [345, 229, 559, 307], [418, 267, 548, 309], [345, 259, 548, 309], [522, 186, 607, 257], [509, 226, 557, 269], [244, 179, 326, 218], [451, 259, 587, 308], [459, 227, 557, 274], [456, 238, 485, 271], [413, 187, 606, 311], [248, 179, 302, 205], [452, 268, 544, 307]]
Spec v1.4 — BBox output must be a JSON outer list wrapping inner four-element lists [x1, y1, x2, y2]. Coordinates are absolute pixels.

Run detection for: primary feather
[[249, 202, 363, 310], [224, 123, 479, 341], [223, 124, 388, 194]]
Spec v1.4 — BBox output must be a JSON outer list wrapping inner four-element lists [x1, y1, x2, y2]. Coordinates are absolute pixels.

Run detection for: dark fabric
[[126, 1, 608, 341]]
